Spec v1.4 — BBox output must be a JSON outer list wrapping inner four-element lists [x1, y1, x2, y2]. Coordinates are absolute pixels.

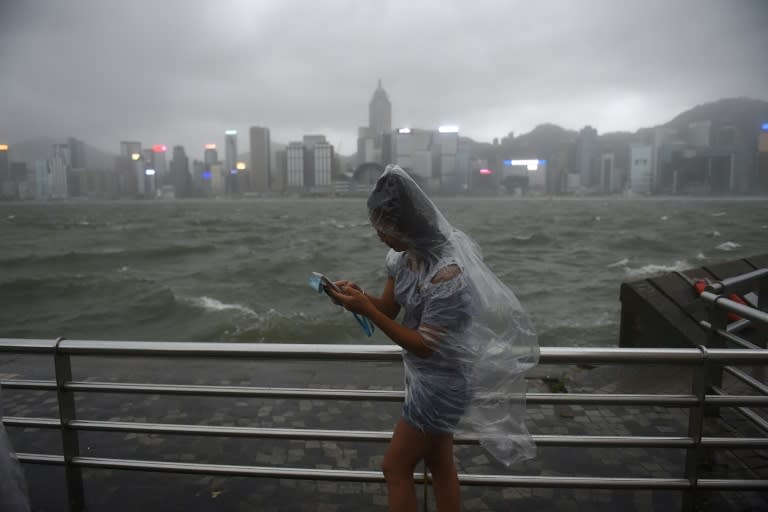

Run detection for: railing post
[[54, 338, 86, 511], [757, 275, 768, 348], [682, 346, 708, 512], [704, 299, 728, 417]]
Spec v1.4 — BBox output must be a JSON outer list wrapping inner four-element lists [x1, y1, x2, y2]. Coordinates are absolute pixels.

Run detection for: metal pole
[[705, 300, 728, 418], [682, 346, 707, 512], [54, 337, 85, 511], [756, 275, 768, 347]]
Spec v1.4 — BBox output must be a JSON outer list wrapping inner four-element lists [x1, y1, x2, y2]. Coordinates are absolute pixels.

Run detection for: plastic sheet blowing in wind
[[367, 165, 540, 466]]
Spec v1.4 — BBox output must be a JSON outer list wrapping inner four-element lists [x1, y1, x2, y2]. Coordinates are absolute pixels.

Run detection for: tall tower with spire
[[368, 79, 392, 138]]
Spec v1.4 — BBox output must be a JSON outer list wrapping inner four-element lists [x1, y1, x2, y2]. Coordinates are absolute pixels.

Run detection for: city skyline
[[1, 0, 766, 158]]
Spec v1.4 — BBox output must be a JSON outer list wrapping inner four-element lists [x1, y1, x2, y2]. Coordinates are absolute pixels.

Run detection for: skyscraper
[[225, 130, 237, 174], [249, 126, 271, 193], [369, 79, 392, 138], [313, 142, 334, 188], [575, 126, 599, 189], [152, 145, 168, 181], [119, 141, 143, 196], [204, 144, 218, 169], [120, 141, 142, 158], [67, 137, 87, 169], [169, 145, 191, 197], [49, 143, 71, 199], [0, 144, 9, 191], [286, 142, 305, 188]]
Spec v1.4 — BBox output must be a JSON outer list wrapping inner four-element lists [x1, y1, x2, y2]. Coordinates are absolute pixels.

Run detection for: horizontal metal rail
[[3, 377, 763, 406], [2, 417, 700, 447], [7, 416, 768, 449], [3, 339, 768, 363], [12, 454, 768, 491]]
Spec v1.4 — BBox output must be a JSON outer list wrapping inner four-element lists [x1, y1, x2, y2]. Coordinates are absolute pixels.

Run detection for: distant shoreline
[[1, 194, 768, 206]]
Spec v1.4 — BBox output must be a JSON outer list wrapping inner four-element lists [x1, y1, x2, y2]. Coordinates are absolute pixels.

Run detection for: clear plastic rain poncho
[[368, 165, 539, 467]]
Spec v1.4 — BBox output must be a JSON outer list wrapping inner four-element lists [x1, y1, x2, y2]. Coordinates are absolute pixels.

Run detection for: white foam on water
[[607, 258, 629, 268], [625, 260, 690, 278], [660, 216, 669, 221], [716, 241, 741, 251], [696, 251, 707, 260], [188, 296, 260, 317], [320, 219, 348, 229], [711, 212, 727, 217]]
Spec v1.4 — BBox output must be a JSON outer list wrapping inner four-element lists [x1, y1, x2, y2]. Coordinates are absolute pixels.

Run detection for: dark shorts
[[402, 385, 469, 434]]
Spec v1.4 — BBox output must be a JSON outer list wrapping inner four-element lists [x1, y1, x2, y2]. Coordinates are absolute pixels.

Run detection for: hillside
[[6, 136, 116, 170]]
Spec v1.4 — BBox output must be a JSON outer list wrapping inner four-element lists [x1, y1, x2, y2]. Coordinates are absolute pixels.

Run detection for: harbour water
[[1, 197, 766, 346]]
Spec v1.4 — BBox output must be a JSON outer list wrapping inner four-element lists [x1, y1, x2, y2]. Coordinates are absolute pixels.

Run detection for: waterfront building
[[575, 126, 599, 191], [33, 160, 50, 199], [169, 145, 191, 198], [357, 80, 392, 166], [286, 142, 305, 189], [758, 128, 768, 193], [0, 143, 11, 198], [630, 144, 653, 195], [49, 143, 71, 199], [224, 130, 237, 174], [67, 137, 87, 169], [369, 79, 391, 139], [313, 142, 334, 189], [210, 163, 226, 197], [436, 126, 460, 193], [151, 145, 168, 182], [203, 144, 218, 170], [274, 149, 287, 193], [249, 127, 271, 193]]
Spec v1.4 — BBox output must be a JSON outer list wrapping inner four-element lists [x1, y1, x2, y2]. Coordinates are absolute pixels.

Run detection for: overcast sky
[[1, 0, 766, 159]]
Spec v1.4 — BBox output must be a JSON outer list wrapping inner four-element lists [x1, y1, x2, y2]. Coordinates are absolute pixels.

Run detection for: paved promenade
[[1, 353, 765, 511]]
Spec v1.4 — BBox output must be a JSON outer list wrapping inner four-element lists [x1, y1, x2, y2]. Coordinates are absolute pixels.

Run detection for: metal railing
[[1, 273, 767, 511], [697, 268, 768, 431]]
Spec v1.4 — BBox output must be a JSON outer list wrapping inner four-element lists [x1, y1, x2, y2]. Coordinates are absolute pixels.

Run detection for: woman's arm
[[365, 306, 433, 358], [365, 277, 400, 319], [328, 286, 432, 358]]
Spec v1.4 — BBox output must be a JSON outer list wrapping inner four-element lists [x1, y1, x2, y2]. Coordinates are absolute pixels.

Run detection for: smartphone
[[311, 272, 342, 295]]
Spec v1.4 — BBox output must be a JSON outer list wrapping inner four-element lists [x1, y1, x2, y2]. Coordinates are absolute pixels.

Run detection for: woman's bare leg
[[424, 433, 460, 512], [382, 418, 430, 512]]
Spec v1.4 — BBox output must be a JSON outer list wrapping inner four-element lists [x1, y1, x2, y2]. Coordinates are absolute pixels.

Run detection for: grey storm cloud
[[1, 0, 766, 158]]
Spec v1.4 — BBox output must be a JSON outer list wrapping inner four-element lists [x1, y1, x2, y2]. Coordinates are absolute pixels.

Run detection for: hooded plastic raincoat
[[368, 165, 539, 466]]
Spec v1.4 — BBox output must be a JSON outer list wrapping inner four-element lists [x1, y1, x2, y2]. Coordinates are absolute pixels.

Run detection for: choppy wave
[[0, 244, 219, 267], [607, 258, 629, 268], [716, 241, 741, 251], [613, 235, 673, 252], [492, 232, 553, 246], [624, 260, 690, 278], [183, 296, 260, 317]]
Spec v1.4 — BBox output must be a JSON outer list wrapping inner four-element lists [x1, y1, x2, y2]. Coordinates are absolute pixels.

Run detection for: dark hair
[[367, 171, 446, 258]]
